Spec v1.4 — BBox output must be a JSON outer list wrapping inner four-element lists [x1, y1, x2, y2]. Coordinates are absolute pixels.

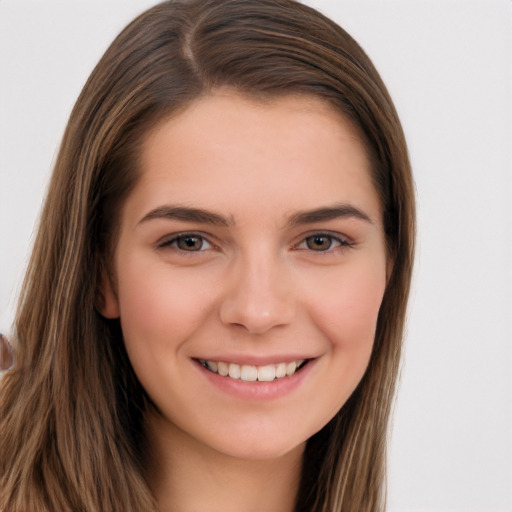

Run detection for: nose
[[219, 254, 295, 334]]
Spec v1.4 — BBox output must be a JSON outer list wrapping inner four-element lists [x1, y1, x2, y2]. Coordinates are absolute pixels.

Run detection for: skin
[[101, 90, 388, 512]]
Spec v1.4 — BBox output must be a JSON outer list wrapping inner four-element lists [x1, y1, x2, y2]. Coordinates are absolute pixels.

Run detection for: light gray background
[[1, 1, 511, 510]]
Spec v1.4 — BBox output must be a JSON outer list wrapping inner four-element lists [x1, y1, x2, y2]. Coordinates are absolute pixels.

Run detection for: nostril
[[0, 333, 16, 372]]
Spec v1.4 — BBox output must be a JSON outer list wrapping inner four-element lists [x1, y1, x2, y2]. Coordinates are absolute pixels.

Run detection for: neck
[[145, 411, 304, 512]]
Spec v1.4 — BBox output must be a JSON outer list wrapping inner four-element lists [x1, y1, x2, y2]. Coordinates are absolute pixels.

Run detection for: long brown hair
[[0, 1, 415, 511]]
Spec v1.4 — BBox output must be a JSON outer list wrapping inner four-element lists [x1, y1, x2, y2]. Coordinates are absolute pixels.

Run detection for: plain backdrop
[[1, 1, 511, 511]]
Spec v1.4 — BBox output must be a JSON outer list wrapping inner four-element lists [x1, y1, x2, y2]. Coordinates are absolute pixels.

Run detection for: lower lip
[[195, 359, 316, 401]]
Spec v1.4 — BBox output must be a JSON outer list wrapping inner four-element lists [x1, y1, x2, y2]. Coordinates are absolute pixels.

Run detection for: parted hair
[[0, 1, 415, 511]]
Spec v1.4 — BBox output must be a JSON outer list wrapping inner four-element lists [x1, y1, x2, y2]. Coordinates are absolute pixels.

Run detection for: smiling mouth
[[197, 359, 309, 382]]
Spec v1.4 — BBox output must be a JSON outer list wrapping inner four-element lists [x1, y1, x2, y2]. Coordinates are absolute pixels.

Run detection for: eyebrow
[[287, 204, 373, 226], [139, 203, 372, 228], [139, 205, 233, 227]]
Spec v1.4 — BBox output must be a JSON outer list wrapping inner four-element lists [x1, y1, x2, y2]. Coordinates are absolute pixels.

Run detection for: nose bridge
[[219, 248, 295, 333]]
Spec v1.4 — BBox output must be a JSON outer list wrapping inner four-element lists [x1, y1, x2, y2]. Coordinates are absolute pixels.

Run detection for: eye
[[296, 233, 352, 252], [305, 235, 335, 251], [159, 233, 213, 252]]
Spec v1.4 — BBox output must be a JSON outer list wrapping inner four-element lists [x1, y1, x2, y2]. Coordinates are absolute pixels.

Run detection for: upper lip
[[193, 354, 316, 366]]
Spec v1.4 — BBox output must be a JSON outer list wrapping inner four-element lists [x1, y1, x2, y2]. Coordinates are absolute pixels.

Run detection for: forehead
[[127, 90, 380, 226]]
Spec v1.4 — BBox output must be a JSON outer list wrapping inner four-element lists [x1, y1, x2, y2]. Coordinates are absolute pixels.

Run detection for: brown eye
[[176, 235, 205, 251], [305, 235, 333, 251]]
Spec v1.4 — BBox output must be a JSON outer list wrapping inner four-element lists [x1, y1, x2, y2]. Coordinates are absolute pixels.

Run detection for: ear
[[95, 265, 120, 319]]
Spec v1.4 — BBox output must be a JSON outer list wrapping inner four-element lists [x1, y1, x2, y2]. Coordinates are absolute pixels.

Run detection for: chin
[[217, 437, 306, 462]]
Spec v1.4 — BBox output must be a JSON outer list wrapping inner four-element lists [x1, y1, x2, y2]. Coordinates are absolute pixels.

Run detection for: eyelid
[[293, 231, 355, 251], [156, 231, 215, 251], [155, 230, 354, 253]]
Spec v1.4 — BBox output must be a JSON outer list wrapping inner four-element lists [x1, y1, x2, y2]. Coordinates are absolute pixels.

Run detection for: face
[[101, 91, 388, 461]]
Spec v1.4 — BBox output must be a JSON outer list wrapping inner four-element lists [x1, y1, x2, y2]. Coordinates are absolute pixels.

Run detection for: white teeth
[[258, 364, 276, 382], [275, 362, 287, 379], [240, 365, 258, 382], [206, 360, 218, 372], [286, 361, 297, 376], [217, 361, 229, 376], [228, 363, 241, 379], [200, 359, 307, 381]]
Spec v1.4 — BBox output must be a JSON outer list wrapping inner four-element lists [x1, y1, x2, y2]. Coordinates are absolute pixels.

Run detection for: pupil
[[308, 236, 331, 251], [178, 236, 202, 251]]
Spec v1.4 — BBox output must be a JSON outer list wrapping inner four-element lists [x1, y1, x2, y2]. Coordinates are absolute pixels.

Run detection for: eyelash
[[294, 232, 354, 254], [158, 233, 214, 253], [157, 231, 354, 255]]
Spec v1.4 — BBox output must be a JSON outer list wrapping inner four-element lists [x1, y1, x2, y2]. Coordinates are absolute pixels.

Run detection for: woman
[[0, 0, 415, 511]]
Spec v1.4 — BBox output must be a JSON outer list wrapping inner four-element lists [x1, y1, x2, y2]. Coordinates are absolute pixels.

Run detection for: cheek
[[115, 259, 216, 357], [305, 260, 386, 362]]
